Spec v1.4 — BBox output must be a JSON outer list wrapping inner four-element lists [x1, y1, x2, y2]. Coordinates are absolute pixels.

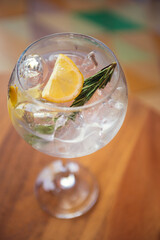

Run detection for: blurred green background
[[0, 0, 160, 111]]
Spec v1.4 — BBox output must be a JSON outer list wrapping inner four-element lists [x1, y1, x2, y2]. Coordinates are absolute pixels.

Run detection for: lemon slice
[[9, 85, 18, 107], [42, 54, 84, 103]]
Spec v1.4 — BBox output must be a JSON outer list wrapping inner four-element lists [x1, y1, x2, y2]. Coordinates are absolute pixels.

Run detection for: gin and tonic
[[8, 33, 128, 218]]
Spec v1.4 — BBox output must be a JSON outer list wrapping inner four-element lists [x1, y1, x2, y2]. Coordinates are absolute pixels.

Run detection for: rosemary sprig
[[68, 62, 116, 120], [71, 63, 116, 107]]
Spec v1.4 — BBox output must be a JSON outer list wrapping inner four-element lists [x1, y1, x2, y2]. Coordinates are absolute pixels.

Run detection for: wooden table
[[0, 73, 160, 240]]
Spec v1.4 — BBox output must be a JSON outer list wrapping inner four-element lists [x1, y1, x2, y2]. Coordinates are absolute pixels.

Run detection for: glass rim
[[16, 32, 120, 112]]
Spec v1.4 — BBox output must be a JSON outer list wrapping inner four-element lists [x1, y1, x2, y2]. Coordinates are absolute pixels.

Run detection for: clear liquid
[[8, 51, 128, 158]]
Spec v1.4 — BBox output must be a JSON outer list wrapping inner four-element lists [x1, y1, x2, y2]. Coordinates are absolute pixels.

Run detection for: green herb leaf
[[67, 62, 116, 119], [24, 134, 41, 146], [71, 63, 116, 107], [34, 125, 55, 134]]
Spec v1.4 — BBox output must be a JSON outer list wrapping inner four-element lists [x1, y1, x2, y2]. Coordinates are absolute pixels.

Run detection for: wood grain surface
[[0, 74, 160, 240]]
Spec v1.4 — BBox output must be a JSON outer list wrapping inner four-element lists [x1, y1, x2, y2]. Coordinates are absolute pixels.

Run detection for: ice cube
[[81, 51, 97, 73], [16, 102, 41, 125], [55, 115, 68, 131], [33, 111, 56, 125], [47, 53, 59, 68], [82, 123, 102, 153], [67, 54, 84, 68], [19, 54, 44, 89], [82, 99, 120, 126], [48, 54, 59, 62], [54, 112, 84, 141], [87, 51, 98, 66]]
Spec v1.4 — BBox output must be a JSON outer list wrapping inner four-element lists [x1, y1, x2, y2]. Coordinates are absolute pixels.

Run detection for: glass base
[[35, 160, 99, 219]]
